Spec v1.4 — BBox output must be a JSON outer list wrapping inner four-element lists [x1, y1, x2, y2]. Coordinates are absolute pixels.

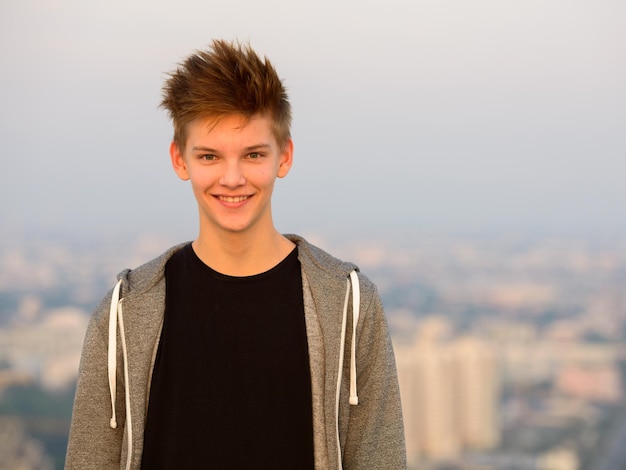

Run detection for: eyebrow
[[191, 143, 272, 153], [244, 144, 272, 152], [191, 146, 217, 152]]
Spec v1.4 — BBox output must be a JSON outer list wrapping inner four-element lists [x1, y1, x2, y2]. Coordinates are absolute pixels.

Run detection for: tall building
[[416, 342, 461, 459], [452, 337, 500, 449], [396, 329, 500, 464]]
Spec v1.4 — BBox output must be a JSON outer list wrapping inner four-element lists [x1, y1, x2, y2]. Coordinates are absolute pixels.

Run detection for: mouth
[[217, 195, 250, 203]]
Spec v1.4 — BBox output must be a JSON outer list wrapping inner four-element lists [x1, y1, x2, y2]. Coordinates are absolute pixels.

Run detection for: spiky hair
[[161, 39, 292, 150]]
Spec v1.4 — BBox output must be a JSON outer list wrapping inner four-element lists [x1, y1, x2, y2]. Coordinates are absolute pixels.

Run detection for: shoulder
[[118, 242, 190, 296], [287, 233, 356, 276], [286, 234, 378, 297]]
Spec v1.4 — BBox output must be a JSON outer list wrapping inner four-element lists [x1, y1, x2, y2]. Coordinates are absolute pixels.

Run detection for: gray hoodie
[[65, 235, 406, 469]]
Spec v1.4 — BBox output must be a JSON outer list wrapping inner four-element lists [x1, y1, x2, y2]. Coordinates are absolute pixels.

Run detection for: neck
[[192, 227, 295, 276]]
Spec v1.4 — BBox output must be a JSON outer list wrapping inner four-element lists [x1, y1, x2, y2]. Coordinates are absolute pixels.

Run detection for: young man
[[65, 39, 406, 469]]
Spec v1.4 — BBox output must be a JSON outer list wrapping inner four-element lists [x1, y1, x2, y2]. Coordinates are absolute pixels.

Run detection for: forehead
[[187, 114, 274, 143]]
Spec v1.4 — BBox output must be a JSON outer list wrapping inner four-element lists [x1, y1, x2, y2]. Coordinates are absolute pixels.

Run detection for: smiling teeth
[[219, 196, 248, 203]]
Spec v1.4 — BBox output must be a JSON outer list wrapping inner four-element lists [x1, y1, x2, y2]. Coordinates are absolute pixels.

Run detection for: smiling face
[[171, 114, 293, 237]]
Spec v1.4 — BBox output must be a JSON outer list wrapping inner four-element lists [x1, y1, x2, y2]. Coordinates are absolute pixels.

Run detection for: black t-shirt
[[141, 244, 314, 469]]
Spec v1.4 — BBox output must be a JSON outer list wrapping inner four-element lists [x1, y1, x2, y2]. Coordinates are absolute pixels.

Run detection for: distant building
[[396, 324, 500, 465], [453, 337, 500, 449], [0, 307, 88, 391], [556, 364, 623, 403], [537, 447, 579, 470]]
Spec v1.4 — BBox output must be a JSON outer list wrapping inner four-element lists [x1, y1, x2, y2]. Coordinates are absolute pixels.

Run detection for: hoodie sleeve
[[65, 289, 126, 469], [341, 277, 407, 469]]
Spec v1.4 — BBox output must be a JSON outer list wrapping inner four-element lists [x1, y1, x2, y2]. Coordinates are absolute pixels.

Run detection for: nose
[[219, 159, 246, 188]]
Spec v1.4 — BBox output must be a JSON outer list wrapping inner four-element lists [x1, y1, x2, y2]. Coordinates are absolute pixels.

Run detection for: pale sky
[[1, 0, 625, 241]]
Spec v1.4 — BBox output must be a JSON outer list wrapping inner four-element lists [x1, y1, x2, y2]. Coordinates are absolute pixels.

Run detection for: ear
[[170, 141, 190, 181], [277, 139, 294, 178]]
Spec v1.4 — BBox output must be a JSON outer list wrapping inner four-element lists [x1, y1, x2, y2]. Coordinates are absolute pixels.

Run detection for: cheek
[[250, 166, 273, 184], [188, 174, 215, 196], [188, 169, 214, 185]]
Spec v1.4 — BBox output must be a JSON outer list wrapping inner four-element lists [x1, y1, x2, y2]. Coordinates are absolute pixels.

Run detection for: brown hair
[[160, 39, 292, 150]]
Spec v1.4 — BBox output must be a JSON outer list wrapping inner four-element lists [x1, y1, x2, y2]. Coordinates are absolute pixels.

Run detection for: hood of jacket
[[116, 234, 358, 296]]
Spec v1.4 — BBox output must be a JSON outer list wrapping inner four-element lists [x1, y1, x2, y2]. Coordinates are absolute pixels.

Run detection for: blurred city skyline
[[1, 0, 625, 242], [2, 231, 626, 468]]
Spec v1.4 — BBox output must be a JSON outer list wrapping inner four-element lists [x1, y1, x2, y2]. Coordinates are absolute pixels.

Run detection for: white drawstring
[[108, 279, 122, 429], [107, 278, 133, 470], [348, 270, 360, 406], [335, 270, 360, 469]]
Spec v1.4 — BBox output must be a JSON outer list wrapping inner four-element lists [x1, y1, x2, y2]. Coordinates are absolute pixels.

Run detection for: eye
[[199, 154, 217, 161], [247, 152, 262, 159]]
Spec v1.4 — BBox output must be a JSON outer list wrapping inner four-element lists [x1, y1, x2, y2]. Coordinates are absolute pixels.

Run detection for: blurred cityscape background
[[1, 228, 625, 469], [2, 0, 624, 468]]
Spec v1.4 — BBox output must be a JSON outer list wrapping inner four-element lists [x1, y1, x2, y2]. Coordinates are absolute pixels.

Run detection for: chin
[[217, 221, 254, 234]]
